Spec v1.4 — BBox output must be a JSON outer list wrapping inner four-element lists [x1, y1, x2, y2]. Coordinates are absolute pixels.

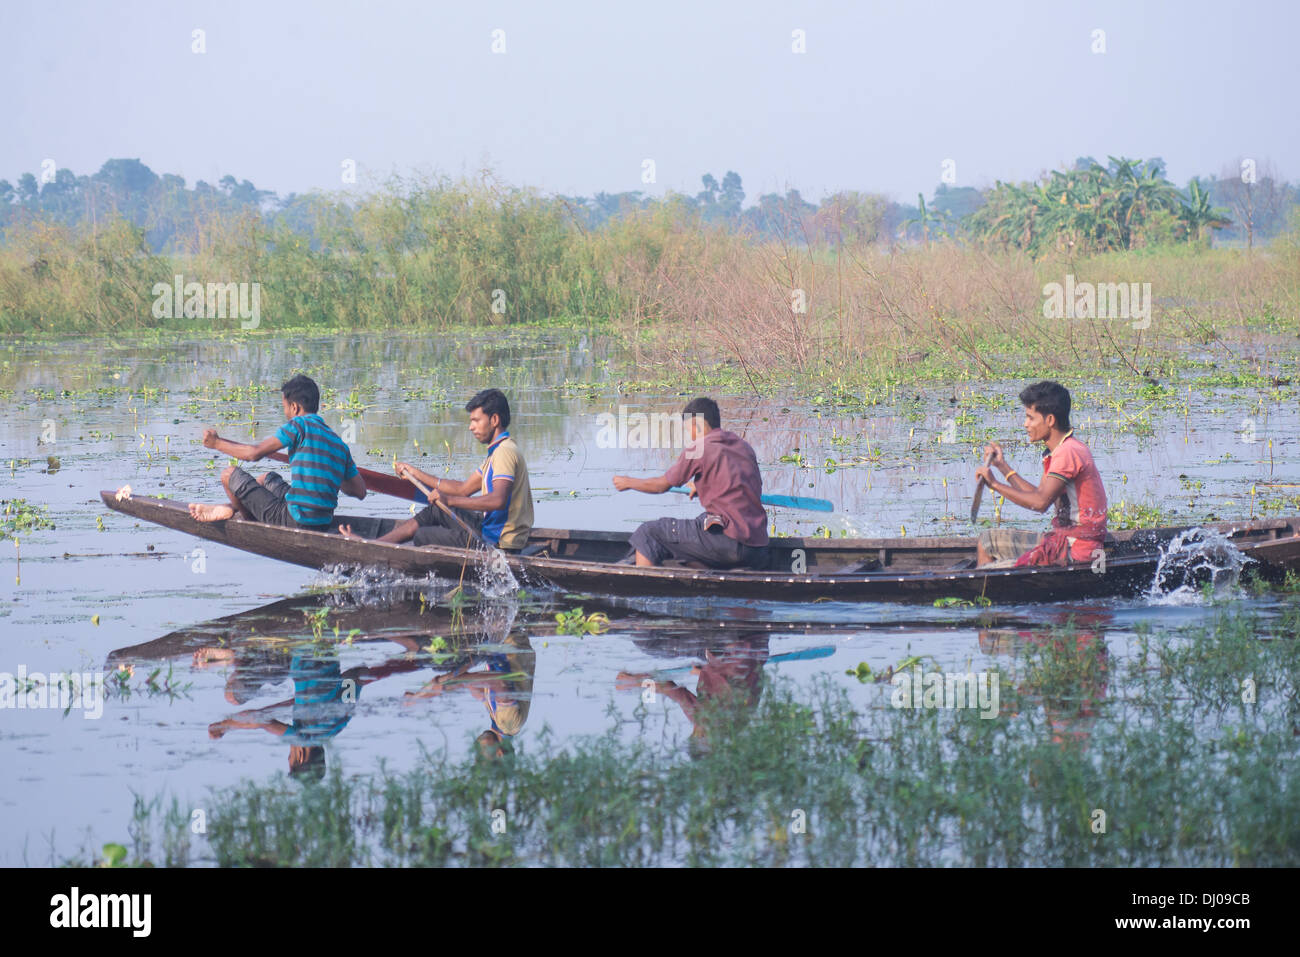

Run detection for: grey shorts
[[413, 502, 487, 549], [629, 515, 770, 569], [228, 467, 304, 528], [978, 528, 1041, 568]]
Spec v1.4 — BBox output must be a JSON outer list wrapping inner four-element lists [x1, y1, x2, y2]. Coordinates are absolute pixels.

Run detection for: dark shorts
[[412, 503, 489, 549], [228, 467, 324, 530], [628, 515, 770, 569]]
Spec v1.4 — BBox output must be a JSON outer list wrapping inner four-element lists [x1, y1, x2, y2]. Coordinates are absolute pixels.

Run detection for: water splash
[[1145, 527, 1253, 604], [311, 551, 519, 602], [311, 563, 449, 601], [477, 548, 520, 598]]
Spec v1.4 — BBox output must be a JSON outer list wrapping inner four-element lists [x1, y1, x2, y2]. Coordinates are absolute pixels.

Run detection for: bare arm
[[612, 474, 676, 494], [978, 441, 1060, 513], [340, 472, 367, 500], [395, 462, 482, 498], [442, 476, 511, 512], [203, 429, 283, 462], [981, 472, 1066, 513]]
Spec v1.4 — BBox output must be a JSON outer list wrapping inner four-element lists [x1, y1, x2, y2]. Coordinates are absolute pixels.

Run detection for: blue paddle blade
[[768, 645, 836, 663], [760, 493, 834, 513], [650, 645, 836, 679], [668, 486, 834, 513]]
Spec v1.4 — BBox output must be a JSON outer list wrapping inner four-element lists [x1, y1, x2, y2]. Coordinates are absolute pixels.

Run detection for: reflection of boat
[[101, 491, 1300, 602], [108, 592, 534, 778], [107, 592, 482, 665]]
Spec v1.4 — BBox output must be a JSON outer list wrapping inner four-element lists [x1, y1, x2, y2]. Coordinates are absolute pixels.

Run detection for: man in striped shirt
[[188, 374, 366, 528]]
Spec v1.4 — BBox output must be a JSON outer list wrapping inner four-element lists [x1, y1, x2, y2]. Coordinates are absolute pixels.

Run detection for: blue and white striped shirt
[[274, 414, 358, 526]]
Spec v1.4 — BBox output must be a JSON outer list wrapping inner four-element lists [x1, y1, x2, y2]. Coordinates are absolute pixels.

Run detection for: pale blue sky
[[6, 0, 1297, 203]]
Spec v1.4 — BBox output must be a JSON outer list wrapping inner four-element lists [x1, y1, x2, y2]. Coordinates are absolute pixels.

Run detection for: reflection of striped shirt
[[282, 654, 354, 744], [274, 414, 358, 526]]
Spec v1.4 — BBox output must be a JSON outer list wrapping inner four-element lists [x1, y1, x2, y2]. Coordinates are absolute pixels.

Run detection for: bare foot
[[193, 647, 235, 666], [189, 503, 234, 522]]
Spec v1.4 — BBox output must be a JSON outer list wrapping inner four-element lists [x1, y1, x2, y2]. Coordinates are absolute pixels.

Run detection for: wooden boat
[[100, 491, 1300, 603]]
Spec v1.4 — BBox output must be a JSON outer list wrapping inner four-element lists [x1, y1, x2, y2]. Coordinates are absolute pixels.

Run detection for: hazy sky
[[6, 0, 1297, 203]]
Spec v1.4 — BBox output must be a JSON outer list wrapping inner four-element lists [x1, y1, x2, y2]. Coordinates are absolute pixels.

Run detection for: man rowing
[[339, 388, 534, 552], [188, 374, 366, 527], [612, 397, 770, 569], [973, 380, 1108, 567]]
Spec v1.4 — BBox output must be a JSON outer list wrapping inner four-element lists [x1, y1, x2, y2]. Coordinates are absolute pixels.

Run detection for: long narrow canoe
[[100, 491, 1300, 603]]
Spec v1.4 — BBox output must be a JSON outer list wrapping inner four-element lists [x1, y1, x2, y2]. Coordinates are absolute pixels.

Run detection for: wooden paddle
[[970, 449, 995, 523], [268, 451, 492, 548], [402, 471, 494, 551], [269, 452, 425, 503]]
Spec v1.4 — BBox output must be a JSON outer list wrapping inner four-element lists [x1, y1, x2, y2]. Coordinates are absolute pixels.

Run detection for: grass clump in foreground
[[99, 599, 1299, 867]]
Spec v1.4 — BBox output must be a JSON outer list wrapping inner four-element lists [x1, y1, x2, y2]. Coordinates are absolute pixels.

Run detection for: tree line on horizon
[[1, 155, 1295, 255]]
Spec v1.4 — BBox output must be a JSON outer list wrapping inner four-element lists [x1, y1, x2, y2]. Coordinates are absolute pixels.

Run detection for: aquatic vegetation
[[1108, 499, 1178, 529], [304, 606, 332, 641], [94, 597, 1300, 868], [554, 607, 611, 636], [933, 596, 992, 608], [98, 843, 128, 868], [0, 499, 55, 535], [845, 654, 936, 684], [106, 663, 193, 701]]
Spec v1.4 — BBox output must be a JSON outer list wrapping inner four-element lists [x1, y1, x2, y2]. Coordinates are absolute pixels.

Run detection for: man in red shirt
[[974, 381, 1108, 567], [613, 397, 770, 569]]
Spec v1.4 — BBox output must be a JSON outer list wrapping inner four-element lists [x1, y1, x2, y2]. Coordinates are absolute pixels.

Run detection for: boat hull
[[100, 491, 1300, 603]]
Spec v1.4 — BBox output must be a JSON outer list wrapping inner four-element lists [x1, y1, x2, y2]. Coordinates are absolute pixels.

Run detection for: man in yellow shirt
[[339, 389, 533, 551]]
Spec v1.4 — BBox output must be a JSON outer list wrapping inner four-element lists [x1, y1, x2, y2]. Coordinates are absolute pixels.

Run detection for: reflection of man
[[979, 613, 1109, 746], [193, 644, 291, 706], [617, 632, 770, 755], [406, 631, 535, 759], [207, 649, 423, 779]]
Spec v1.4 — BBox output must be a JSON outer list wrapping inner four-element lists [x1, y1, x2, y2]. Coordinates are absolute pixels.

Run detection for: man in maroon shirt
[[613, 397, 771, 569]]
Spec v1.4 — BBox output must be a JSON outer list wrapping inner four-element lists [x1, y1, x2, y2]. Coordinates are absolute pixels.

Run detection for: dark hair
[[682, 396, 721, 429], [281, 374, 320, 413], [1019, 381, 1071, 431], [288, 745, 326, 781], [475, 729, 515, 763], [465, 388, 510, 430]]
